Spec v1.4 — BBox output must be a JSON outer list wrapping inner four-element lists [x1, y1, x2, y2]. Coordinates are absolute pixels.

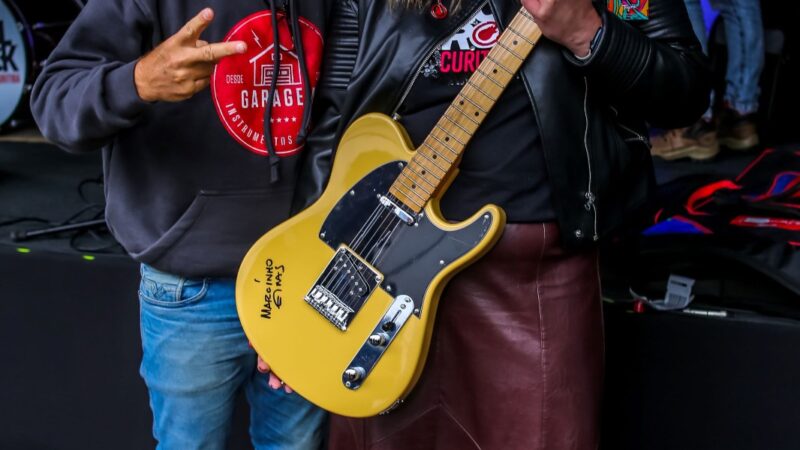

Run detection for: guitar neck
[[389, 8, 542, 213]]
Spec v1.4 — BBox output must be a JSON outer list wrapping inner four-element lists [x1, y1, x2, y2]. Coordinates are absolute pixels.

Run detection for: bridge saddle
[[305, 246, 382, 331]]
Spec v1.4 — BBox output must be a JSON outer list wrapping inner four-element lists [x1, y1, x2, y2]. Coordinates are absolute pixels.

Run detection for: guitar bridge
[[305, 247, 383, 330]]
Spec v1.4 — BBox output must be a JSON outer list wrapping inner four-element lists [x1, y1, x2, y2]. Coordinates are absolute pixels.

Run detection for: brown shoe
[[717, 108, 760, 151], [650, 120, 719, 161]]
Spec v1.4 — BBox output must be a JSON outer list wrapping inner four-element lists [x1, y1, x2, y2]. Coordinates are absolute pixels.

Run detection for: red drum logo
[[211, 11, 324, 157]]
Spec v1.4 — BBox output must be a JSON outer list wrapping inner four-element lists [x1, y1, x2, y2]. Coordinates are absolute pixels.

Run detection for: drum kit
[[0, 0, 82, 131]]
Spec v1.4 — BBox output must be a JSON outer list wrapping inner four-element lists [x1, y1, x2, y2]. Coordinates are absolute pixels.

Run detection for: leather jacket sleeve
[[291, 0, 360, 213], [565, 0, 711, 129]]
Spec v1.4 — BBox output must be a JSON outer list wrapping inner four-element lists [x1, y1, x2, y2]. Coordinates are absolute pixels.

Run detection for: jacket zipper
[[583, 77, 599, 241], [391, 2, 488, 118], [489, 0, 598, 243], [610, 106, 649, 145]]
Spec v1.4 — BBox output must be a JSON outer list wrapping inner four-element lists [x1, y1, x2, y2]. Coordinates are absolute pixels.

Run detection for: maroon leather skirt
[[328, 223, 604, 450]]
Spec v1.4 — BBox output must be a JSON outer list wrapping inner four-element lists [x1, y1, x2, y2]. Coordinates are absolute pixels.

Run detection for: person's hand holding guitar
[[134, 8, 246, 102], [257, 356, 294, 394]]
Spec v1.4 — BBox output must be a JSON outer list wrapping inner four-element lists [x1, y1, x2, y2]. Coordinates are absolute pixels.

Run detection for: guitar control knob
[[368, 333, 389, 347], [344, 367, 365, 381]]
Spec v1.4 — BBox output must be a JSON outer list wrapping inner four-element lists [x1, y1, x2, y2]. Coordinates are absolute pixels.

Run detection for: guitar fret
[[508, 27, 536, 46], [399, 170, 433, 195], [390, 184, 425, 208], [451, 103, 482, 126], [415, 148, 449, 174], [388, 190, 421, 211], [426, 134, 459, 156], [421, 142, 454, 164], [434, 124, 466, 146], [458, 94, 487, 114], [496, 41, 525, 60], [396, 174, 430, 201], [476, 68, 505, 88], [406, 163, 438, 190], [486, 55, 514, 75], [519, 9, 535, 21], [442, 113, 474, 137], [466, 80, 497, 102]]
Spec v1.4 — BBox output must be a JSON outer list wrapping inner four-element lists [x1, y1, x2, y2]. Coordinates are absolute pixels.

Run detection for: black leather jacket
[[295, 0, 710, 249]]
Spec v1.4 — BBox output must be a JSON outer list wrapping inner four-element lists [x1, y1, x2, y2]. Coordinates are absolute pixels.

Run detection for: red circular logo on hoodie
[[211, 11, 324, 157]]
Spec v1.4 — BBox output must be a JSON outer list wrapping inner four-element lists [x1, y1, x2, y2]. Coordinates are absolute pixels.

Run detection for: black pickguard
[[320, 162, 496, 315]]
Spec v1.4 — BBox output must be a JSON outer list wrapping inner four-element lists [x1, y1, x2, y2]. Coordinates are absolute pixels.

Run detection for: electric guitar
[[236, 8, 542, 417]]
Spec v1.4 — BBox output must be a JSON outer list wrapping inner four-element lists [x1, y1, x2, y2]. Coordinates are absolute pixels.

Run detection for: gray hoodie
[[32, 0, 332, 277]]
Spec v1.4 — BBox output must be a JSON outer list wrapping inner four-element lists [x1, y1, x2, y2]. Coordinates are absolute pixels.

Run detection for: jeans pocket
[[139, 264, 209, 308]]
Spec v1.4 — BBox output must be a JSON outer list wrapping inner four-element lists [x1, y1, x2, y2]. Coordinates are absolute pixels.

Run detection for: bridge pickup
[[305, 246, 382, 331]]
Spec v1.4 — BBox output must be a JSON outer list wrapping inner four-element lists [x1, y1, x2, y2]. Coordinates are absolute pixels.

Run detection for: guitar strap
[[261, 0, 313, 183]]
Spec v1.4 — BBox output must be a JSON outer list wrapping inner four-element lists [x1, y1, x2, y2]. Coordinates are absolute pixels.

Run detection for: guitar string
[[332, 208, 397, 300], [314, 191, 413, 313], [350, 205, 394, 267], [316, 203, 384, 291], [329, 254, 360, 309], [335, 216, 402, 309], [352, 191, 409, 255], [328, 252, 361, 301], [362, 212, 402, 263], [323, 205, 394, 306], [370, 217, 403, 267], [354, 207, 395, 255], [331, 208, 402, 306], [315, 250, 345, 294], [350, 204, 385, 250]]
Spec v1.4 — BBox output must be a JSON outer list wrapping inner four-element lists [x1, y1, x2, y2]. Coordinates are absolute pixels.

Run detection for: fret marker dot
[[459, 101, 464, 106], [421, 170, 426, 175], [445, 137, 450, 142], [432, 154, 437, 159], [412, 184, 416, 189], [513, 40, 518, 45], [493, 69, 498, 74], [474, 112, 479, 117]]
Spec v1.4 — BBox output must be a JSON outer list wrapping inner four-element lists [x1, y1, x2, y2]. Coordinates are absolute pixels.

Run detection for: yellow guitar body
[[236, 113, 505, 417]]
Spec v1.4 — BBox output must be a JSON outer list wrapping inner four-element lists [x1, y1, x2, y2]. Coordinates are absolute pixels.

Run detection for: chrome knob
[[344, 367, 365, 381], [368, 333, 388, 347]]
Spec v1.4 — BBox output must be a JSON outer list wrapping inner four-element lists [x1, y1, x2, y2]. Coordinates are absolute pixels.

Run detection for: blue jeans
[[683, 0, 709, 54], [138, 264, 326, 450], [685, 0, 764, 115]]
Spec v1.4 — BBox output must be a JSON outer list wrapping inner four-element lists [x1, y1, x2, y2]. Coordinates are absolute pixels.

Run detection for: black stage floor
[[0, 138, 252, 450], [0, 140, 117, 255]]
